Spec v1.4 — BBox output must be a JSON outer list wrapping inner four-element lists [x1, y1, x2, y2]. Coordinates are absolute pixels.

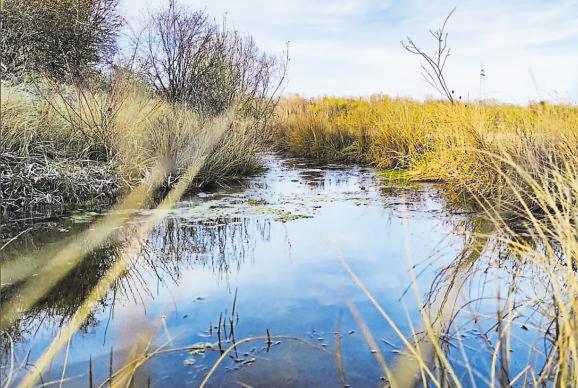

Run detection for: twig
[[0, 228, 31, 251]]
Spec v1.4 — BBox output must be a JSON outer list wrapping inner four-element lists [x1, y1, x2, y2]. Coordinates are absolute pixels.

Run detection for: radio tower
[[479, 63, 486, 102]]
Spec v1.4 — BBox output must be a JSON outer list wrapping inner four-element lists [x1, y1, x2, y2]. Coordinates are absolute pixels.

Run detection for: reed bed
[[272, 96, 578, 212], [2, 84, 576, 387], [318, 146, 577, 386], [0, 78, 268, 217], [269, 95, 578, 385]]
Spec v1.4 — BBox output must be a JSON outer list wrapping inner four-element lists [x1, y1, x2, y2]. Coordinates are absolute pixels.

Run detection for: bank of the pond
[[0, 152, 119, 216], [0, 81, 270, 218], [0, 150, 263, 221], [272, 96, 578, 214]]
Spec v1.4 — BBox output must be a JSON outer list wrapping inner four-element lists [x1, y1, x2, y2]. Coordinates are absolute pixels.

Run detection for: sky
[[119, 0, 578, 104]]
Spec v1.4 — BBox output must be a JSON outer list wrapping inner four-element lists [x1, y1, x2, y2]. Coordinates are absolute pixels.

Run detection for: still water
[[1, 155, 546, 386]]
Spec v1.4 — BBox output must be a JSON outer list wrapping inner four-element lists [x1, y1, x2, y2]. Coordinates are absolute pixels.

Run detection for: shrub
[[137, 1, 281, 119], [0, 0, 122, 80]]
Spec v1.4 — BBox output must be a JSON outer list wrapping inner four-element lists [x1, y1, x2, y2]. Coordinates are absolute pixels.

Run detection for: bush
[[137, 1, 281, 119], [0, 1, 283, 215], [0, 0, 122, 80], [0, 76, 268, 214]]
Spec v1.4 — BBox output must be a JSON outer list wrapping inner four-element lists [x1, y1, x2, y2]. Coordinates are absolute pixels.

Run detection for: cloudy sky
[[120, 0, 578, 103]]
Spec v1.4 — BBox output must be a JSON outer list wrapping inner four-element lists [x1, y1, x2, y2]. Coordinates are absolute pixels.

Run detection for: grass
[[2, 0, 577, 384], [6, 110, 235, 387], [2, 88, 577, 386], [409, 151, 577, 385], [0, 76, 269, 217], [314, 144, 576, 386], [272, 96, 578, 212], [270, 95, 578, 385]]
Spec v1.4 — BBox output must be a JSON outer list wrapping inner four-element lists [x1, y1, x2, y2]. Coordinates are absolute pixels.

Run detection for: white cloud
[[120, 0, 578, 103]]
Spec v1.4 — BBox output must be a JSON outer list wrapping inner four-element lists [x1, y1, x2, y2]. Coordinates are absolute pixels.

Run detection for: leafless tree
[[401, 7, 457, 103], [137, 0, 286, 119]]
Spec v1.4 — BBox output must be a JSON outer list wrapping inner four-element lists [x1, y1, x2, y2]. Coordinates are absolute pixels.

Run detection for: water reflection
[[0, 155, 566, 386], [419, 213, 572, 385], [2, 214, 270, 328]]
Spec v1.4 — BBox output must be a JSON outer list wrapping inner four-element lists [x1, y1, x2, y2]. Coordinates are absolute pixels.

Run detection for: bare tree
[[401, 7, 457, 103], [137, 0, 285, 118]]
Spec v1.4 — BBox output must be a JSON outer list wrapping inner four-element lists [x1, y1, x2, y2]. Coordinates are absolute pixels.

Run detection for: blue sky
[[120, 0, 578, 103]]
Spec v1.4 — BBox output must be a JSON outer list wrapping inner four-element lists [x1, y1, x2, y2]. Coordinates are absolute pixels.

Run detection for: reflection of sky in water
[[3, 155, 547, 387]]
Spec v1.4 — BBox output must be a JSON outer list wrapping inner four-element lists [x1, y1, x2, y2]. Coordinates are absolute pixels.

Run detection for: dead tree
[[401, 7, 457, 103]]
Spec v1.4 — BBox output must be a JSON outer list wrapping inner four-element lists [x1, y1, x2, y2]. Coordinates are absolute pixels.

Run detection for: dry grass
[[331, 149, 577, 386], [2, 90, 577, 386], [271, 95, 578, 385], [8, 110, 234, 387], [0, 78, 268, 216], [272, 96, 578, 212], [423, 151, 577, 385]]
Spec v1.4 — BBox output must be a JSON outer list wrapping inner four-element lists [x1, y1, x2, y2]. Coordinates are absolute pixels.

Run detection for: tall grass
[[270, 95, 578, 385], [273, 96, 578, 212], [0, 77, 268, 215], [3, 91, 577, 385], [12, 111, 236, 387]]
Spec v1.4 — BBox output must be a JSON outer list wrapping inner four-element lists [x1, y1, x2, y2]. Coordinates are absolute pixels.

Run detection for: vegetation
[[138, 1, 280, 118], [272, 96, 578, 212], [334, 148, 578, 385], [1, 0, 578, 386], [0, 0, 284, 217], [270, 76, 578, 385], [271, 86, 578, 385], [0, 0, 122, 80], [401, 7, 457, 103]]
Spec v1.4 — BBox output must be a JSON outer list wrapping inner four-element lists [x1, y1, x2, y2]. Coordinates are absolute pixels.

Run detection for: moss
[[244, 199, 268, 206], [378, 169, 413, 184], [253, 207, 313, 223]]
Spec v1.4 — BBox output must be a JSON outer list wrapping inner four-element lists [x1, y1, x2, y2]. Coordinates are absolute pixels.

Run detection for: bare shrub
[[401, 8, 457, 103], [137, 0, 285, 119]]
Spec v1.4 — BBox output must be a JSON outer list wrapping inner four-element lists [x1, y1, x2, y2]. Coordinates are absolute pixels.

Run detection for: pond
[[1, 155, 549, 387]]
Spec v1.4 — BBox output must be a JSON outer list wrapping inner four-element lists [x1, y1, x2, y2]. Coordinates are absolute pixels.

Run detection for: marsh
[[1, 0, 577, 386], [1, 155, 554, 386]]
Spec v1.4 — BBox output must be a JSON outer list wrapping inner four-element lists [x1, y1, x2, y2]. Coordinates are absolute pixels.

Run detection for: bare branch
[[401, 7, 457, 103], [135, 3, 283, 118]]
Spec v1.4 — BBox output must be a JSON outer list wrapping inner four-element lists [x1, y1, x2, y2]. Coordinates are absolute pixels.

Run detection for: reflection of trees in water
[[139, 216, 271, 283], [0, 215, 271, 371], [0, 239, 120, 380]]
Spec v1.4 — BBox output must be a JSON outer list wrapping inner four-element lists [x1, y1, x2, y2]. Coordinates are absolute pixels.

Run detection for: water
[[0, 155, 547, 386]]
